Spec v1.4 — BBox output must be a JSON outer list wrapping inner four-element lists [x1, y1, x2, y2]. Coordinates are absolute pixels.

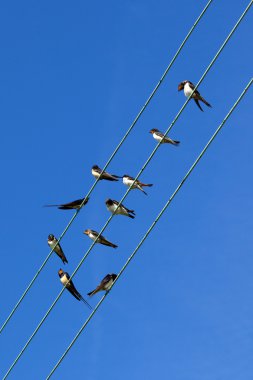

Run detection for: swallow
[[122, 175, 153, 196], [48, 234, 68, 264], [105, 198, 135, 219], [149, 129, 180, 146], [91, 165, 122, 181], [87, 274, 117, 296], [83, 229, 118, 248], [178, 80, 212, 111], [44, 197, 89, 210], [58, 269, 92, 309]]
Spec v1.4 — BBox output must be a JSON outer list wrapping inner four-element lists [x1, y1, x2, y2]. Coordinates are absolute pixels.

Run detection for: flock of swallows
[[45, 80, 211, 309]]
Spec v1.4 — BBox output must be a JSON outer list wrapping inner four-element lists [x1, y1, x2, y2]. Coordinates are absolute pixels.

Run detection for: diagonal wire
[[2, 2, 252, 376], [0, 0, 214, 335], [45, 78, 253, 379]]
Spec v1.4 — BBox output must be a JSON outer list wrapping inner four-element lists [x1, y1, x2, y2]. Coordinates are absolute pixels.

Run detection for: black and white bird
[[105, 198, 135, 219], [83, 229, 118, 248], [149, 129, 180, 146], [123, 175, 153, 196], [44, 197, 89, 210], [87, 274, 117, 296], [178, 80, 212, 111], [58, 269, 92, 309], [91, 165, 122, 181], [48, 234, 68, 264]]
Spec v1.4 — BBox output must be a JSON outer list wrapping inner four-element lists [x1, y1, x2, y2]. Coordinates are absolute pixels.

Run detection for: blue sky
[[0, 1, 253, 379]]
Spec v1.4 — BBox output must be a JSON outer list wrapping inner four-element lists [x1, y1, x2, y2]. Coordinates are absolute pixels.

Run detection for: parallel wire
[[45, 78, 253, 379], [2, 3, 252, 377], [0, 0, 214, 334]]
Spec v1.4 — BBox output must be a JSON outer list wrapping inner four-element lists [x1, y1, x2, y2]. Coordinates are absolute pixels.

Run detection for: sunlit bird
[[178, 80, 211, 111]]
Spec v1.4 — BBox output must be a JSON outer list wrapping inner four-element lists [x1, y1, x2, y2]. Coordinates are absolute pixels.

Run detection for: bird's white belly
[[104, 279, 113, 290], [123, 178, 133, 187], [184, 83, 194, 97], [60, 275, 68, 286], [153, 133, 162, 142], [109, 204, 119, 213], [92, 169, 100, 178], [89, 233, 97, 241]]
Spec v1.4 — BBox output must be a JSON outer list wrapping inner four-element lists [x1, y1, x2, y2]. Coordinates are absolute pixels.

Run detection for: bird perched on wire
[[123, 175, 153, 196], [44, 197, 89, 210], [178, 80, 212, 111], [58, 269, 92, 309], [149, 129, 180, 146], [105, 198, 135, 219], [87, 274, 117, 296], [48, 234, 68, 264], [91, 165, 122, 181], [83, 229, 118, 248]]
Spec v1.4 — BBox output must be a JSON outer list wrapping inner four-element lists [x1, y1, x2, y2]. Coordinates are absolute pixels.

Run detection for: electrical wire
[[45, 78, 252, 379], [0, 0, 214, 335], [2, 2, 252, 376]]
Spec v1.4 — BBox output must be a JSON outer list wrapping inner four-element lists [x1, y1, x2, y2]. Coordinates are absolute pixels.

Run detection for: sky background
[[0, 1, 253, 379]]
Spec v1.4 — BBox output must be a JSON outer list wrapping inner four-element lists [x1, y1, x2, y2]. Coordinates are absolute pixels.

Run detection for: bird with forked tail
[[88, 274, 117, 296], [84, 229, 118, 249], [149, 129, 180, 146], [91, 165, 122, 181], [44, 197, 89, 210], [48, 234, 68, 264], [105, 198, 135, 219], [123, 175, 153, 196], [178, 80, 212, 111], [58, 269, 92, 309]]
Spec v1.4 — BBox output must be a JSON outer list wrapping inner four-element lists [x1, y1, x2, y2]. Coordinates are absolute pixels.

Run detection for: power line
[[0, 0, 214, 335], [45, 78, 252, 379], [2, 1, 252, 375]]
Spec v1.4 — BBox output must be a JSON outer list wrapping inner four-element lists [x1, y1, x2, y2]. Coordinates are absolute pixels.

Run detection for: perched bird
[[58, 269, 92, 309], [83, 229, 118, 248], [178, 80, 212, 111], [123, 175, 153, 196], [105, 198, 135, 219], [149, 129, 180, 146], [44, 197, 89, 210], [91, 165, 122, 181], [48, 234, 68, 264], [87, 274, 117, 296]]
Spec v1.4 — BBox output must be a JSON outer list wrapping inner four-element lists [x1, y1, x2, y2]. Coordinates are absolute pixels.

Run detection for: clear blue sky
[[1, 1, 253, 379]]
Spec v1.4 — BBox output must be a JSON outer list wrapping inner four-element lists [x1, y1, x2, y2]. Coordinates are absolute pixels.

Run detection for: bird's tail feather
[[141, 183, 153, 187], [200, 96, 212, 107], [87, 287, 100, 297], [194, 99, 203, 111], [80, 295, 93, 309]]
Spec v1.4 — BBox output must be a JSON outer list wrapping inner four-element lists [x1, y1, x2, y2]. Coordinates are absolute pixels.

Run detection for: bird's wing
[[188, 81, 200, 96], [156, 131, 165, 138], [101, 274, 112, 286]]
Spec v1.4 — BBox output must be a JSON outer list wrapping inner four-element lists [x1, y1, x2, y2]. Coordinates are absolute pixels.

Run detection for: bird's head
[[83, 229, 91, 235], [48, 234, 54, 241], [92, 165, 99, 170], [149, 128, 159, 134], [58, 269, 64, 277], [105, 199, 113, 206], [178, 81, 187, 91], [111, 274, 117, 281]]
